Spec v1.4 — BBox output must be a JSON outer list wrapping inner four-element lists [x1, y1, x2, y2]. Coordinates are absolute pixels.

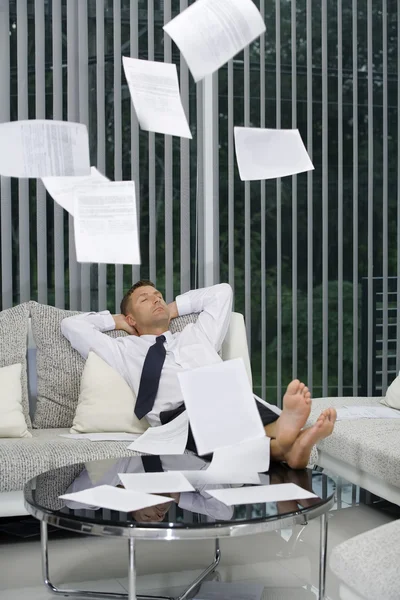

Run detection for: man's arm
[[175, 283, 233, 351], [61, 311, 135, 372]]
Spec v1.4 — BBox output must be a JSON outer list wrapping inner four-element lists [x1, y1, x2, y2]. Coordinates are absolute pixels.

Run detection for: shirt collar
[[140, 330, 173, 344]]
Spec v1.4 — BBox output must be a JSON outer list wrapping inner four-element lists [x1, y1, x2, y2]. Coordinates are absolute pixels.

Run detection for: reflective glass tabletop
[[24, 456, 335, 540]]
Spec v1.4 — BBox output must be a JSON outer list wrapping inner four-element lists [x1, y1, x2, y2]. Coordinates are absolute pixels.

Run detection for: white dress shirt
[[61, 283, 233, 426], [65, 454, 234, 521]]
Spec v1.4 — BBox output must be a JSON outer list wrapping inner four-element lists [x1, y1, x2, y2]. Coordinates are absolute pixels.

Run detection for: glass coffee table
[[24, 458, 335, 600]]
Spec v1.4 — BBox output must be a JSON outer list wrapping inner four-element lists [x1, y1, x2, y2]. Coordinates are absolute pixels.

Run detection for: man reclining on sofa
[[61, 281, 337, 469]]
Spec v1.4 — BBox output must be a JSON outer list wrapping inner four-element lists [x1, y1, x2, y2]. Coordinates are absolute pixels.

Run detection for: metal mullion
[[148, 0, 156, 283], [130, 0, 140, 285], [196, 83, 204, 289], [17, 0, 30, 303], [291, 0, 297, 380], [367, 0, 374, 395], [260, 0, 266, 400], [244, 45, 251, 350], [180, 0, 190, 294], [52, 0, 64, 308], [113, 0, 123, 312], [352, 0, 359, 394], [0, 0, 12, 308], [67, 0, 80, 310], [228, 59, 234, 296], [96, 0, 106, 311], [306, 0, 313, 394], [337, 0, 343, 395], [78, 0, 90, 311], [382, 0, 388, 392], [321, 0, 328, 396], [276, 0, 282, 406], [397, 0, 400, 374], [164, 0, 173, 302]]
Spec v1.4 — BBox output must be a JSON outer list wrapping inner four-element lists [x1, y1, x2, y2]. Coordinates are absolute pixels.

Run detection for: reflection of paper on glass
[[336, 405, 400, 421], [207, 483, 317, 506], [181, 470, 260, 486], [119, 472, 195, 494], [0, 120, 91, 178], [164, 0, 266, 83], [234, 127, 314, 181], [195, 581, 264, 600], [127, 411, 189, 455], [42, 167, 108, 215], [73, 181, 140, 265], [59, 485, 175, 512], [210, 436, 270, 474], [122, 57, 191, 138], [178, 358, 265, 456]]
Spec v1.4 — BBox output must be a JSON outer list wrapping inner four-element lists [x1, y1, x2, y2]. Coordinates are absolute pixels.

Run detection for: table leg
[[128, 539, 136, 600], [318, 513, 328, 600]]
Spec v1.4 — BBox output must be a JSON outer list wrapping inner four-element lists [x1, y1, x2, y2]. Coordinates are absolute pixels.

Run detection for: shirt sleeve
[[178, 491, 234, 521], [61, 311, 125, 373], [175, 283, 233, 351]]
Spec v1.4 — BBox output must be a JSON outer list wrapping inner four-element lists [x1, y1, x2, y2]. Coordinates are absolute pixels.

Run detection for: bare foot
[[284, 408, 337, 470], [274, 379, 312, 453]]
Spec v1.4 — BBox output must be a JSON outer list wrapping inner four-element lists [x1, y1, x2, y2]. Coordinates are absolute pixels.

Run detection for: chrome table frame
[[26, 494, 334, 600]]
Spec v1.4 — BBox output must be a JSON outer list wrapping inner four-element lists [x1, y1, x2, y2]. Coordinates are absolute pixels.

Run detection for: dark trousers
[[160, 401, 279, 458]]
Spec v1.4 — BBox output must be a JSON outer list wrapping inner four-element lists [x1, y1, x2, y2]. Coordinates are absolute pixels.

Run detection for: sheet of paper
[[127, 411, 189, 455], [254, 393, 282, 416], [180, 470, 260, 486], [209, 436, 270, 474], [59, 433, 91, 440], [59, 485, 175, 512], [164, 0, 266, 82], [177, 358, 265, 456], [74, 181, 140, 265], [336, 405, 400, 421], [195, 581, 264, 600], [234, 127, 314, 181], [207, 483, 317, 506], [0, 119, 91, 178], [119, 472, 195, 494], [42, 167, 108, 215], [122, 56, 191, 138]]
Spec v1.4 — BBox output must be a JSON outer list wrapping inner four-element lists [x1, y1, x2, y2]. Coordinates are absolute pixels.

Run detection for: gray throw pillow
[[31, 303, 201, 429], [0, 302, 31, 427]]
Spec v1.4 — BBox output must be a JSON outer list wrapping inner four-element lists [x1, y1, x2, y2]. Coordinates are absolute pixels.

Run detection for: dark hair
[[120, 280, 155, 315]]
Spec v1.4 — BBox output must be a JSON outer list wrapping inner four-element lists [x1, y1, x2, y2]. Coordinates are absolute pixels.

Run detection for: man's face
[[126, 285, 170, 333]]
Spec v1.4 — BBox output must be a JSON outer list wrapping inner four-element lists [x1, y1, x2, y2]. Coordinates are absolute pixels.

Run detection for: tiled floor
[[0, 476, 398, 600]]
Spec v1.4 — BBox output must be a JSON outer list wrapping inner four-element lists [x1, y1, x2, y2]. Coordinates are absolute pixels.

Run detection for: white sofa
[[0, 308, 253, 518]]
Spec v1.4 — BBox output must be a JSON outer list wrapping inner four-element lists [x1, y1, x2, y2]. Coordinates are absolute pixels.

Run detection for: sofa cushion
[[330, 519, 400, 600], [0, 428, 144, 492], [0, 303, 31, 427], [0, 363, 31, 438], [307, 397, 400, 489], [31, 302, 201, 429], [380, 373, 400, 410]]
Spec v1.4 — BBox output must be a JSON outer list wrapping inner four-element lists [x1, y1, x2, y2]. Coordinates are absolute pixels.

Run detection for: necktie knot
[[156, 334, 166, 344]]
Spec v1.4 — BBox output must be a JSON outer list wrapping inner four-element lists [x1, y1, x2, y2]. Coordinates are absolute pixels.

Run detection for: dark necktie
[[134, 335, 166, 420], [142, 455, 163, 472]]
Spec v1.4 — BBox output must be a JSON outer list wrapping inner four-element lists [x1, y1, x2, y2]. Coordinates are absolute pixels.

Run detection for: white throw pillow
[[380, 373, 400, 410], [0, 363, 31, 438], [71, 352, 150, 434]]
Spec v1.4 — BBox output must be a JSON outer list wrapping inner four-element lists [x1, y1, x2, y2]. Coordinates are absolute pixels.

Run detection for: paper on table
[[194, 581, 264, 600], [177, 358, 265, 456], [234, 127, 314, 181], [119, 472, 195, 494], [127, 411, 189, 455], [336, 405, 400, 421], [0, 120, 91, 178], [209, 436, 270, 474], [59, 485, 175, 512], [207, 483, 317, 506], [42, 167, 108, 215], [122, 57, 191, 138], [74, 181, 140, 265], [180, 470, 260, 487], [164, 0, 266, 83]]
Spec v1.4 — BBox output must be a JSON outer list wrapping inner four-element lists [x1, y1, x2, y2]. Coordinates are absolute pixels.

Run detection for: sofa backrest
[[26, 311, 252, 419]]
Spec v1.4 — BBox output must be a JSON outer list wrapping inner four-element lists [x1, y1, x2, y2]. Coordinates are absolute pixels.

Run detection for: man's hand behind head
[[113, 314, 139, 336]]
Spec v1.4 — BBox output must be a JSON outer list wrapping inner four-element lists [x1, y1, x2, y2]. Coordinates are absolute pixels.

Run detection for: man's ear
[[125, 314, 136, 328]]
